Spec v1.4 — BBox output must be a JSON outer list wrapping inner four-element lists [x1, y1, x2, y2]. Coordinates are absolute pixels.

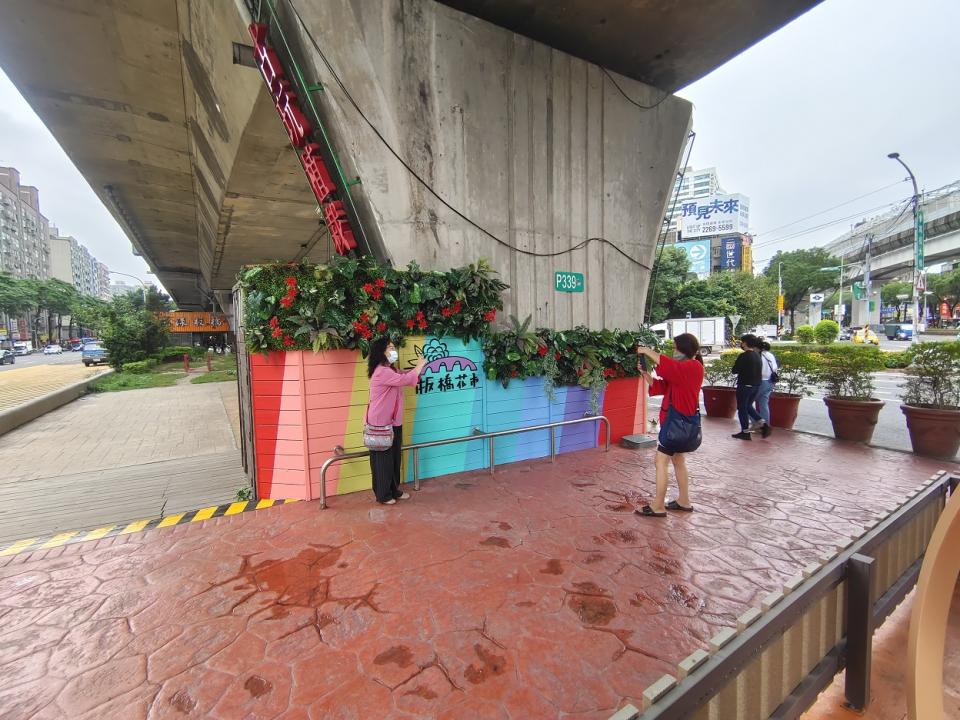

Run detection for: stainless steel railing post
[[549, 426, 556, 463], [488, 436, 496, 475], [413, 447, 420, 491]]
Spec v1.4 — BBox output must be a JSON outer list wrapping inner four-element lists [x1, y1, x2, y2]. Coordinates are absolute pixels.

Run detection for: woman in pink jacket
[[366, 337, 426, 504]]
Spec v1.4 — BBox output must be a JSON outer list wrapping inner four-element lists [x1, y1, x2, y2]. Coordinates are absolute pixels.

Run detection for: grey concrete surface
[[0, 351, 86, 373], [0, 381, 246, 544], [293, 0, 692, 331]]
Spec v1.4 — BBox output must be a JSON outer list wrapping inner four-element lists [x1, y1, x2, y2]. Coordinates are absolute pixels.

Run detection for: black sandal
[[666, 500, 694, 512], [636, 504, 667, 518]]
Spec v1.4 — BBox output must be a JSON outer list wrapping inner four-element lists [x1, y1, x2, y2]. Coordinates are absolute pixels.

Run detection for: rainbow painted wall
[[250, 337, 647, 501]]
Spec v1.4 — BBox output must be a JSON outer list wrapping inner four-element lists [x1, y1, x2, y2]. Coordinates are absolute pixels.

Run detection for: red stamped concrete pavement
[[0, 419, 956, 720]]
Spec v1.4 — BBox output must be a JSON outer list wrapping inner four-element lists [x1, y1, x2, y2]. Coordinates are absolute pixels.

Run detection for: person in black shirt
[[731, 334, 764, 440]]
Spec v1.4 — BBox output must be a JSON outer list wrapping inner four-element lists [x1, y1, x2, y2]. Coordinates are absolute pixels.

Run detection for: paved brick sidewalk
[[0, 364, 105, 413], [0, 382, 245, 544], [0, 421, 955, 719]]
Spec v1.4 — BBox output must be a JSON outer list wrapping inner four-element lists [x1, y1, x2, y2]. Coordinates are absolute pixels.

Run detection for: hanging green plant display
[[239, 256, 508, 355]]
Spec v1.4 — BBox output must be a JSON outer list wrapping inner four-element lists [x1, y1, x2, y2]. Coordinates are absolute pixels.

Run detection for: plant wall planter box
[[249, 337, 646, 501]]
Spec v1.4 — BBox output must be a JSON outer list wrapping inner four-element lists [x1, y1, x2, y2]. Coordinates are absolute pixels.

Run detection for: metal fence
[[610, 470, 957, 720], [317, 415, 611, 509]]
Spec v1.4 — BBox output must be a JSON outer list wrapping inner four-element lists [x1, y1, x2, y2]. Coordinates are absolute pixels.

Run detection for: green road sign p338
[[554, 271, 584, 293]]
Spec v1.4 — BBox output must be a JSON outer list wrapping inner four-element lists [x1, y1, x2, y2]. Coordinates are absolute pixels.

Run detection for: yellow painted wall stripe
[[83, 526, 115, 541], [224, 501, 248, 516], [157, 513, 185, 528], [192, 506, 217, 522], [255, 498, 275, 510], [0, 538, 38, 556], [120, 519, 150, 535], [41, 532, 78, 548]]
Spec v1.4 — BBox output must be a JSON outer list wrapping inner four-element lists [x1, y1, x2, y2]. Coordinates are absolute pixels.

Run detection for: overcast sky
[[676, 0, 960, 270], [0, 0, 957, 283]]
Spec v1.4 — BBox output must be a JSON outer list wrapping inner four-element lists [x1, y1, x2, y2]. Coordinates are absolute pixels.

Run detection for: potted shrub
[[900, 342, 960, 459], [814, 346, 886, 442], [768, 350, 818, 429], [702, 351, 738, 418]]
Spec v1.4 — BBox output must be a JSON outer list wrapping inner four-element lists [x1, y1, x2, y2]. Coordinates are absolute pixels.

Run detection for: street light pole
[[109, 271, 147, 305], [777, 262, 784, 337], [887, 152, 922, 342]]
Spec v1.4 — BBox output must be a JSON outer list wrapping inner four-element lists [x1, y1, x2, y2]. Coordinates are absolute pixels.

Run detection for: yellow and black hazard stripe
[[0, 497, 300, 558]]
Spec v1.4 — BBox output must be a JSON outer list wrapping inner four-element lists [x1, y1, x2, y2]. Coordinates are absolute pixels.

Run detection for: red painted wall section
[[251, 351, 307, 500], [600, 377, 647, 443]]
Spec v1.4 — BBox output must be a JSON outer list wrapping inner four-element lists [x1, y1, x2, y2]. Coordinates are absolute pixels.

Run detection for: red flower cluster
[[283, 336, 295, 348], [554, 351, 561, 361], [362, 279, 385, 301], [537, 346, 548, 357], [352, 320, 373, 340], [280, 276, 298, 309], [414, 311, 427, 331], [376, 322, 387, 333], [269, 316, 282, 339], [603, 365, 626, 379], [483, 309, 497, 323], [441, 307, 452, 318]]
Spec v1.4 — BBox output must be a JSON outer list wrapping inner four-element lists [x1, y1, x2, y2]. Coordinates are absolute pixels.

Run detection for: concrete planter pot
[[901, 404, 960, 459], [702, 386, 737, 418], [823, 397, 885, 443], [769, 392, 801, 430]]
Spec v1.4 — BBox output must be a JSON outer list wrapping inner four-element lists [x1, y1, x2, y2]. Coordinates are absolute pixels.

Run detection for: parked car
[[12, 341, 32, 356], [68, 342, 83, 352], [43, 344, 63, 355], [0, 349, 14, 365], [81, 343, 109, 366], [839, 327, 853, 341]]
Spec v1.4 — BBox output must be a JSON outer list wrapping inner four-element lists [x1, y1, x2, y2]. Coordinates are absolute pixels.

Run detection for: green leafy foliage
[[814, 319, 840, 345], [883, 350, 914, 369], [796, 325, 816, 344], [99, 295, 169, 369], [902, 341, 960, 409], [91, 372, 183, 392], [812, 346, 885, 400], [646, 247, 691, 324], [704, 352, 738, 387], [763, 248, 841, 328], [774, 350, 819, 396], [121, 358, 159, 374], [239, 257, 508, 355], [483, 325, 661, 413]]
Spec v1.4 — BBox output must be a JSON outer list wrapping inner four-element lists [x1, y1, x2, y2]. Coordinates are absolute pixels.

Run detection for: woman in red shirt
[[635, 333, 705, 518], [367, 337, 426, 504]]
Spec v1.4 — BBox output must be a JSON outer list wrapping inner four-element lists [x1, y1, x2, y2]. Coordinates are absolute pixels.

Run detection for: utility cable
[[285, 0, 662, 271], [600, 68, 672, 110], [752, 180, 908, 238]]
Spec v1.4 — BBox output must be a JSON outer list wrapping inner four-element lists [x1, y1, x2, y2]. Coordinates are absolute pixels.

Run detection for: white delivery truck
[[650, 317, 726, 355]]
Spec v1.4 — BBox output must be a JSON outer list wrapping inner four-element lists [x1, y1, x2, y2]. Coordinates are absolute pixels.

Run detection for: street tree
[[763, 248, 841, 331], [99, 294, 169, 368], [645, 246, 691, 323], [0, 273, 36, 331], [881, 281, 913, 322], [927, 268, 960, 322], [70, 295, 108, 338]]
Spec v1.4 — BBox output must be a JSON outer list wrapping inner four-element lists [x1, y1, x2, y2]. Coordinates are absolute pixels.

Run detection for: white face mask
[[386, 349, 399, 364]]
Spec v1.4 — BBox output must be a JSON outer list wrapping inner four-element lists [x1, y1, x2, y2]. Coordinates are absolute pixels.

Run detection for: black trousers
[[370, 425, 403, 503], [736, 385, 762, 431]]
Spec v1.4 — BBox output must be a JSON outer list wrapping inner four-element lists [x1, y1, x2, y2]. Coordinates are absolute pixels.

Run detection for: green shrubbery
[[796, 325, 816, 344], [121, 358, 159, 374], [814, 319, 840, 344]]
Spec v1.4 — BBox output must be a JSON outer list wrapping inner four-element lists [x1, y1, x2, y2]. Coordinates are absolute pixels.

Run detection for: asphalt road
[[0, 350, 88, 372]]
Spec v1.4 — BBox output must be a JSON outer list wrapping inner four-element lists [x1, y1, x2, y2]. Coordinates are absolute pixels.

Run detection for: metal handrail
[[317, 415, 611, 508]]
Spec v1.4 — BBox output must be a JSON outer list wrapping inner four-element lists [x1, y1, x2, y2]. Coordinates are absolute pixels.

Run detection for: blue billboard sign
[[721, 237, 742, 271], [676, 240, 711, 277]]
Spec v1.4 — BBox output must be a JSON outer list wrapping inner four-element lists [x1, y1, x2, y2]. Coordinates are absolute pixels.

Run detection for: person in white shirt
[[751, 339, 778, 437]]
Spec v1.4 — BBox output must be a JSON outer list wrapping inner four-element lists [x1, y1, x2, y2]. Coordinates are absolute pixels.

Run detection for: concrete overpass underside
[[0, 0, 821, 317]]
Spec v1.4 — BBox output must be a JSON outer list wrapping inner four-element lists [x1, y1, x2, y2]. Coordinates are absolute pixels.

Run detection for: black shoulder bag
[[658, 386, 702, 454]]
